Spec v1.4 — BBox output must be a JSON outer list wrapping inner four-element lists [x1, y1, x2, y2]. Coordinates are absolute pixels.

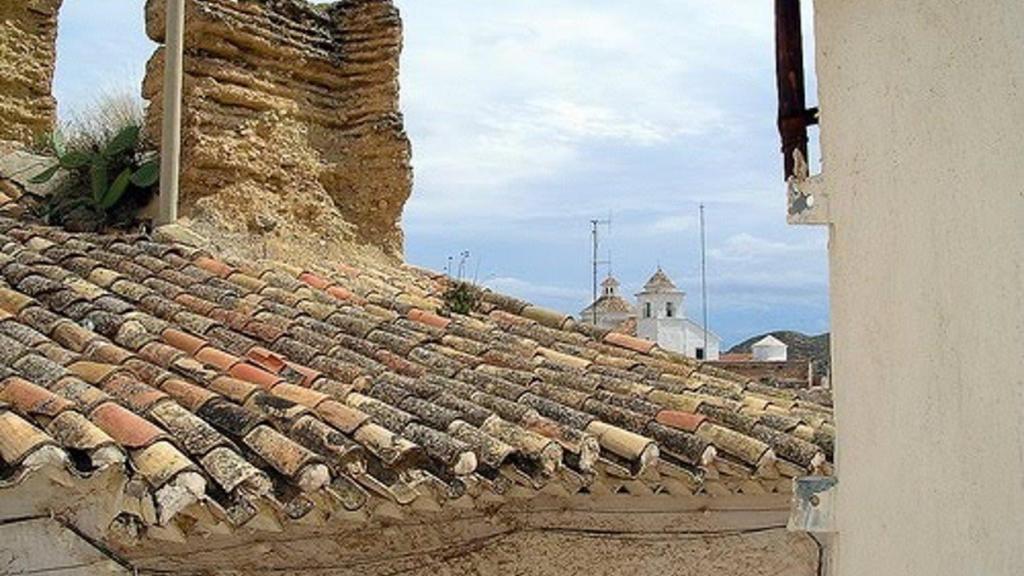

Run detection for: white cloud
[[710, 233, 827, 263], [398, 0, 737, 222], [649, 214, 697, 235], [483, 276, 590, 308]]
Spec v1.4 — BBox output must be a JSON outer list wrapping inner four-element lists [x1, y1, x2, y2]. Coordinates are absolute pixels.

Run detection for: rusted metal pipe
[[157, 0, 185, 226], [774, 0, 818, 179]]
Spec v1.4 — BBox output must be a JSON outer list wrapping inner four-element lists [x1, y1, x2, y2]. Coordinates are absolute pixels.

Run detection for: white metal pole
[[700, 203, 708, 358], [157, 0, 185, 226]]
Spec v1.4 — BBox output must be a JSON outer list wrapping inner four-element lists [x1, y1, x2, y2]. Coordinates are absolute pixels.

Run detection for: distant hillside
[[728, 331, 831, 375]]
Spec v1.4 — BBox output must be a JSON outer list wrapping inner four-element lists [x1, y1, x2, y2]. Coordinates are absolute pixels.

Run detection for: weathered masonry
[[0, 0, 63, 146], [0, 0, 413, 256], [143, 0, 413, 255]]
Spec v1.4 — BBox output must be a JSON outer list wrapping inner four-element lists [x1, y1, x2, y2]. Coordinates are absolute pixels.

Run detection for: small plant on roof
[[30, 95, 158, 231], [442, 280, 481, 316]]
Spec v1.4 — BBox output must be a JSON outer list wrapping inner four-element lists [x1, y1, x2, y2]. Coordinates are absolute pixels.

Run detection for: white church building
[[580, 268, 721, 360]]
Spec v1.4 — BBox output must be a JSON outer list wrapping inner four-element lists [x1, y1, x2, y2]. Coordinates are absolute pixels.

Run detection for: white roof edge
[[752, 335, 788, 347]]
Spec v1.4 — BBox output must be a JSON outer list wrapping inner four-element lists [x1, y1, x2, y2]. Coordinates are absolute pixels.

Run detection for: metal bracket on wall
[[787, 173, 830, 226], [788, 475, 837, 533]]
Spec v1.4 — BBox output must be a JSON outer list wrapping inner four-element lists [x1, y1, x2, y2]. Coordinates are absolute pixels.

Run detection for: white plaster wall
[[811, 2, 1024, 574], [637, 291, 685, 353], [752, 342, 786, 361], [683, 321, 720, 360], [639, 316, 685, 354]]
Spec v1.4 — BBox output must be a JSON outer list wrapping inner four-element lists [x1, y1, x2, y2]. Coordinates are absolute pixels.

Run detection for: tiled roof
[[0, 215, 834, 539], [579, 293, 635, 316], [640, 267, 680, 293]]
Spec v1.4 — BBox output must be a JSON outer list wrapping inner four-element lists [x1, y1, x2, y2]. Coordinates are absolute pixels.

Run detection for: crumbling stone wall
[[0, 0, 62, 146], [143, 0, 412, 256]]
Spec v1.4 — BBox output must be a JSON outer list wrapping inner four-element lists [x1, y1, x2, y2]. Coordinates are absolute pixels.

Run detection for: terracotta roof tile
[[131, 440, 200, 490], [90, 401, 166, 449], [66, 361, 120, 385], [162, 328, 207, 356], [157, 377, 219, 412], [602, 332, 657, 354], [0, 377, 74, 417], [211, 376, 262, 404], [0, 410, 56, 465], [655, 410, 707, 433], [195, 346, 241, 372], [407, 308, 451, 330], [229, 362, 284, 390], [0, 217, 834, 538], [46, 411, 119, 455], [195, 257, 234, 279], [100, 372, 169, 413]]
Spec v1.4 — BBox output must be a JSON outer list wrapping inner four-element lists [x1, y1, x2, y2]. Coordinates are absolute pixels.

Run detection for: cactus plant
[[30, 124, 159, 230]]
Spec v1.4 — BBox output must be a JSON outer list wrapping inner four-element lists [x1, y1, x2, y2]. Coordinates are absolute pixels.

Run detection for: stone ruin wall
[[0, 0, 63, 147], [143, 0, 413, 257]]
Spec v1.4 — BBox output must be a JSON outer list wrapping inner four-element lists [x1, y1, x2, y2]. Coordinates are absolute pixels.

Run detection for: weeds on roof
[[442, 280, 481, 316], [30, 93, 158, 231]]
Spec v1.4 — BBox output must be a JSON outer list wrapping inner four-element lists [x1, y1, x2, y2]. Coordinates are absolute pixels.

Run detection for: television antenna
[[590, 216, 612, 325]]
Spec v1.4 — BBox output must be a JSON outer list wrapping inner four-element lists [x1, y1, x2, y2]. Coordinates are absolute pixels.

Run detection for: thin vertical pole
[[157, 0, 185, 226], [700, 204, 709, 358], [591, 220, 598, 325]]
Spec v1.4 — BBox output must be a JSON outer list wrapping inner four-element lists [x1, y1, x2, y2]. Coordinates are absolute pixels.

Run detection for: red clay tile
[[196, 346, 241, 372], [0, 377, 74, 417], [90, 402, 165, 448], [271, 383, 329, 409], [161, 328, 207, 356], [175, 293, 217, 315], [67, 361, 120, 385], [325, 285, 354, 302], [195, 256, 234, 278], [123, 358, 174, 386], [101, 372, 169, 413], [655, 410, 707, 433], [229, 362, 284, 390], [51, 377, 112, 413], [283, 361, 323, 387], [241, 320, 286, 344], [243, 424, 316, 478], [407, 308, 451, 330], [374, 349, 426, 378], [160, 378, 219, 412], [603, 331, 657, 355], [0, 287, 34, 314], [489, 310, 532, 328], [299, 272, 331, 291], [210, 376, 262, 403], [89, 343, 135, 366], [208, 308, 251, 332], [246, 347, 287, 374], [51, 320, 100, 352], [138, 342, 186, 369], [316, 400, 369, 434], [0, 411, 54, 465], [226, 272, 267, 293], [335, 263, 361, 277]]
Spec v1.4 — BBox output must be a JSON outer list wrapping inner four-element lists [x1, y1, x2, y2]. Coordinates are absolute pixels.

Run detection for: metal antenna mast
[[700, 204, 709, 359], [590, 218, 611, 325]]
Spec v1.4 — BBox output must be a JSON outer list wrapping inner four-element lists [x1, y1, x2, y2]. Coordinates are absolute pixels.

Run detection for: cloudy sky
[[53, 0, 827, 347]]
